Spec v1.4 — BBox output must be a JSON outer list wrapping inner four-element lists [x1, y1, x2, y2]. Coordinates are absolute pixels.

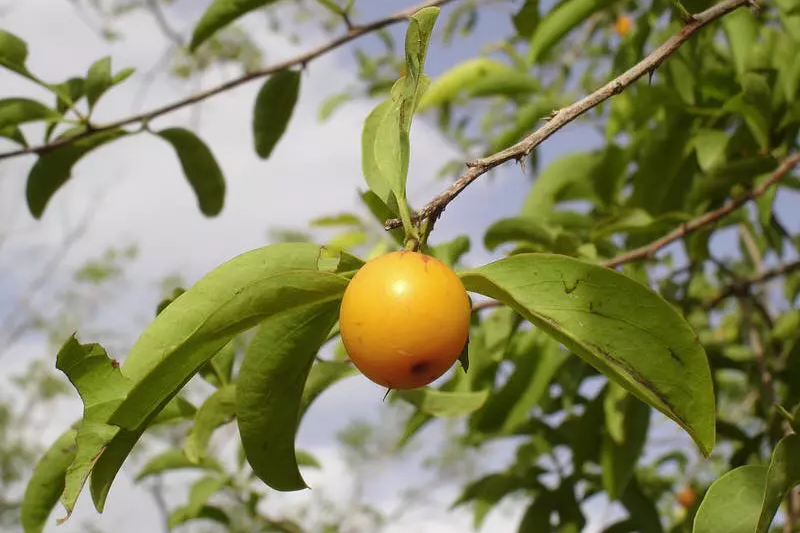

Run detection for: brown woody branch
[[705, 259, 800, 307], [605, 152, 800, 268], [385, 0, 754, 230], [0, 0, 455, 161]]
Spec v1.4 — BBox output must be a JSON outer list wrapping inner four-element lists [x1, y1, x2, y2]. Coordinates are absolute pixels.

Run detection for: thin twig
[[144, 0, 184, 47], [0, 0, 456, 161], [385, 0, 753, 230], [604, 152, 800, 268], [705, 259, 800, 307]]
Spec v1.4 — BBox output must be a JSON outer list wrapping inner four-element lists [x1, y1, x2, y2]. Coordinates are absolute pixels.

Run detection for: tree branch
[[605, 152, 800, 268], [0, 0, 455, 161], [385, 0, 753, 230], [705, 259, 800, 307]]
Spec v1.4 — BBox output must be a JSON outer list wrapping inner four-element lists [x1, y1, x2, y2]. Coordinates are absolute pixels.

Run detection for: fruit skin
[[676, 486, 697, 508], [615, 15, 632, 37], [339, 250, 472, 390]]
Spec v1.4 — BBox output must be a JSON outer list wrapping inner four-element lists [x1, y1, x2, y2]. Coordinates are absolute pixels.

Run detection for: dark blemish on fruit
[[111, 359, 120, 369], [420, 255, 431, 263], [410, 360, 431, 374]]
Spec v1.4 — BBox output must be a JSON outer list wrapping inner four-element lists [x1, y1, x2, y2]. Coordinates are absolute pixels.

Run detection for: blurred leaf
[[755, 433, 800, 533], [460, 254, 716, 455], [167, 477, 226, 529], [237, 300, 339, 491], [318, 92, 351, 122], [0, 29, 34, 79], [693, 129, 730, 172], [418, 58, 514, 110], [253, 69, 301, 159], [0, 124, 27, 146], [467, 71, 540, 98], [513, 0, 540, 39], [484, 216, 558, 251], [619, 476, 663, 533], [528, 0, 622, 64], [301, 361, 357, 414], [722, 8, 759, 78], [522, 151, 600, 215], [693, 465, 766, 533], [135, 449, 223, 481], [26, 128, 127, 219], [428, 235, 471, 267], [85, 57, 112, 109], [157, 127, 226, 216], [359, 190, 403, 243], [601, 387, 651, 498], [190, 0, 282, 51], [454, 471, 541, 529], [169, 505, 229, 529], [0, 98, 60, 128], [184, 385, 236, 463], [21, 428, 77, 533], [394, 389, 489, 417]]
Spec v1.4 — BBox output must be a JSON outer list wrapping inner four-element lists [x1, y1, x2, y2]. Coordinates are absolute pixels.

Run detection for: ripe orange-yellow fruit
[[615, 14, 632, 36], [676, 486, 696, 508], [339, 250, 471, 390]]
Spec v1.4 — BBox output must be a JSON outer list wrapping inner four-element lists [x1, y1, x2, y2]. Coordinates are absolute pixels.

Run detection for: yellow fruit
[[339, 251, 471, 390], [615, 15, 632, 37]]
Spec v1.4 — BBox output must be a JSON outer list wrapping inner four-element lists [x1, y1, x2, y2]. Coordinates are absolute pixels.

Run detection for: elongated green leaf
[[619, 476, 663, 533], [237, 300, 340, 491], [484, 217, 557, 251], [374, 90, 409, 202], [21, 428, 78, 533], [135, 449, 223, 481], [722, 8, 759, 78], [301, 361, 357, 414], [522, 151, 601, 216], [513, 0, 540, 38], [0, 29, 33, 78], [167, 476, 226, 528], [169, 505, 230, 529], [468, 70, 540, 97], [528, 0, 621, 64], [110, 243, 349, 432], [756, 433, 800, 533], [361, 100, 395, 204], [601, 386, 651, 498], [54, 336, 131, 522], [0, 124, 27, 146], [253, 69, 300, 159], [156, 128, 226, 217], [0, 98, 60, 128], [85, 57, 112, 109], [199, 340, 237, 388], [454, 470, 542, 529], [402, 6, 438, 131], [151, 396, 197, 426], [190, 0, 282, 51], [694, 466, 766, 533], [418, 58, 515, 111], [459, 254, 716, 455], [393, 389, 489, 417], [26, 128, 127, 219], [185, 385, 236, 463]]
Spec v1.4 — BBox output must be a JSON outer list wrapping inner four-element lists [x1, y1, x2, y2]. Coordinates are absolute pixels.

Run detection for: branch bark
[[705, 259, 800, 307], [385, 0, 754, 230], [0, 0, 455, 161], [605, 152, 800, 268]]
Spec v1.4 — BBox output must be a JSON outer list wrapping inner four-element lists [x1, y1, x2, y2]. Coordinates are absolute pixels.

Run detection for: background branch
[[0, 0, 455, 161], [705, 259, 800, 307], [385, 0, 753, 230]]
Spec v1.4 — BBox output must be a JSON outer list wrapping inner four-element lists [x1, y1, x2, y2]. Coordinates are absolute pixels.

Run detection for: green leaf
[[361, 99, 395, 204], [85, 57, 113, 109], [169, 505, 230, 529], [0, 29, 34, 79], [403, 6, 439, 121], [528, 0, 621, 64], [521, 151, 600, 215], [484, 217, 557, 251], [374, 89, 410, 204], [0, 124, 27, 146], [156, 127, 226, 217], [184, 385, 236, 463], [417, 58, 515, 111], [253, 69, 301, 159], [0, 98, 60, 128], [135, 449, 223, 481], [467, 71, 540, 98], [693, 129, 729, 172], [318, 92, 351, 122], [393, 389, 489, 417], [21, 428, 78, 533], [512, 0, 540, 39], [428, 235, 471, 267], [359, 190, 403, 243], [459, 254, 716, 455], [601, 386, 651, 499], [167, 477, 226, 529], [190, 0, 282, 51], [236, 300, 340, 491], [54, 336, 131, 522], [199, 340, 237, 387], [109, 243, 349, 432], [619, 476, 663, 533], [756, 433, 800, 533], [301, 361, 357, 414], [693, 466, 766, 533], [454, 471, 541, 529], [722, 8, 759, 78], [26, 128, 127, 219]]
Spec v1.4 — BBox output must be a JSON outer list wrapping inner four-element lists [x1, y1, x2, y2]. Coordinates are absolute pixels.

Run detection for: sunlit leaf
[[21, 428, 77, 533], [460, 254, 716, 455], [135, 449, 223, 481], [190, 0, 283, 51], [0, 98, 60, 128]]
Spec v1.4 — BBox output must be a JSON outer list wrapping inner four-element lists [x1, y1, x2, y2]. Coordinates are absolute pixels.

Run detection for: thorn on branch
[[465, 159, 480, 168]]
